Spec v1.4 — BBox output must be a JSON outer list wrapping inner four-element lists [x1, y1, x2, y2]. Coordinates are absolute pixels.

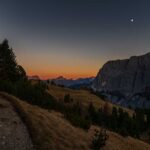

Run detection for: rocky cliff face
[[92, 53, 150, 108]]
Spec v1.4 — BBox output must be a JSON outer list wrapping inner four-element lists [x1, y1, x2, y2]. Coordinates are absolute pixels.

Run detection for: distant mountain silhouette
[[49, 76, 95, 88], [28, 75, 40, 80]]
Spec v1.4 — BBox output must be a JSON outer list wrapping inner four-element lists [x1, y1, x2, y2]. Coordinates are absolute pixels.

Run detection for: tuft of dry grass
[[103, 129, 150, 150], [0, 92, 150, 150]]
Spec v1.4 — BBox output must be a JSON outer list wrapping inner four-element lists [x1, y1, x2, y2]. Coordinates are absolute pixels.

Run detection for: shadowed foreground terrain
[[0, 92, 150, 150], [0, 96, 34, 150]]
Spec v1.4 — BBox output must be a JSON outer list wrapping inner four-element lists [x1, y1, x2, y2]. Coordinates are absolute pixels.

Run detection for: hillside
[[0, 93, 150, 150], [47, 84, 133, 115]]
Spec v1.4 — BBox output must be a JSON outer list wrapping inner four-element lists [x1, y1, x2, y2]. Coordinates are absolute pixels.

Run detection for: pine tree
[[103, 102, 110, 116], [111, 107, 118, 131], [88, 102, 97, 123], [0, 39, 26, 82]]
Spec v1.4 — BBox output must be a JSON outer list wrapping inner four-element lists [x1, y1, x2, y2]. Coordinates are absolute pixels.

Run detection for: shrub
[[92, 129, 109, 150], [64, 94, 73, 103], [65, 112, 91, 130]]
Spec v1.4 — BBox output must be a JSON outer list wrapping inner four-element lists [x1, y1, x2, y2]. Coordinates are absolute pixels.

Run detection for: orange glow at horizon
[[18, 59, 101, 79], [23, 61, 99, 79], [16, 49, 103, 80], [28, 74, 95, 80], [27, 69, 96, 80]]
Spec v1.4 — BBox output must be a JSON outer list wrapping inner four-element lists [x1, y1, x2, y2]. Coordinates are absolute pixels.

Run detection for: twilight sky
[[0, 0, 150, 79]]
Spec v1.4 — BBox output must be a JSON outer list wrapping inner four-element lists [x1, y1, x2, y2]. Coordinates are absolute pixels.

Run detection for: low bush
[[92, 129, 109, 150]]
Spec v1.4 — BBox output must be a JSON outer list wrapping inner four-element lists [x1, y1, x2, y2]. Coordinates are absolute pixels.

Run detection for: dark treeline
[[62, 95, 150, 138], [88, 102, 148, 138], [0, 39, 150, 141]]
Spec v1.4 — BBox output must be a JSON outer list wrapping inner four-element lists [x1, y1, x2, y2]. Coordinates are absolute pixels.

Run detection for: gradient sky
[[0, 0, 150, 79]]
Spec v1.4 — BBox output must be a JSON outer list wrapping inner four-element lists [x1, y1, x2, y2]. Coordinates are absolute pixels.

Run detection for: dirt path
[[0, 96, 35, 150]]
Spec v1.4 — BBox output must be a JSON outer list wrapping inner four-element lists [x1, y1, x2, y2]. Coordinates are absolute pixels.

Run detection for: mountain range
[[48, 76, 95, 88], [92, 52, 150, 108]]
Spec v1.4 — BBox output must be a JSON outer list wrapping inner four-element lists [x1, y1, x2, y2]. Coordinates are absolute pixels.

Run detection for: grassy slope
[[47, 85, 133, 115], [1, 92, 150, 150]]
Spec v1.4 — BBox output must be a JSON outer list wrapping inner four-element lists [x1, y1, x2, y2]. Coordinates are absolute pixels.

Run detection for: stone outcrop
[[92, 53, 150, 108]]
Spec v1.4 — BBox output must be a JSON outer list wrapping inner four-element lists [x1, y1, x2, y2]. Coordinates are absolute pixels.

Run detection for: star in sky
[[130, 18, 134, 22]]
